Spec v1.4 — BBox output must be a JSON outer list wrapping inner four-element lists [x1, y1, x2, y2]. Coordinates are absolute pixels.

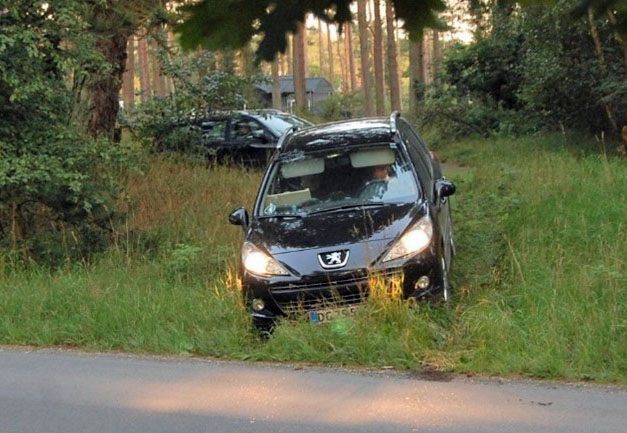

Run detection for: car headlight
[[383, 216, 433, 262], [242, 242, 289, 277]]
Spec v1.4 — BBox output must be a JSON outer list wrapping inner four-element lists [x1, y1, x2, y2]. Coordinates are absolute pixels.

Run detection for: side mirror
[[229, 207, 249, 230], [435, 179, 456, 200]]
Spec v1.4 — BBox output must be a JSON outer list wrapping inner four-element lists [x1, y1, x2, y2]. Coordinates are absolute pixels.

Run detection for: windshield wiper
[[306, 202, 387, 216], [257, 214, 304, 219]]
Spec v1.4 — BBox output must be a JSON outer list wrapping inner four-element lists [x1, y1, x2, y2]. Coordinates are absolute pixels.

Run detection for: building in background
[[255, 76, 333, 113]]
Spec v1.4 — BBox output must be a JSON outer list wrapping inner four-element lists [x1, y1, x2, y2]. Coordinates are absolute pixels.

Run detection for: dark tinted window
[[230, 118, 266, 141], [200, 119, 227, 142], [399, 122, 433, 199]]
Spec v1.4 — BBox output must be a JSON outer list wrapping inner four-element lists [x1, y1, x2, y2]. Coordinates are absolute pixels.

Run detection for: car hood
[[247, 202, 425, 255]]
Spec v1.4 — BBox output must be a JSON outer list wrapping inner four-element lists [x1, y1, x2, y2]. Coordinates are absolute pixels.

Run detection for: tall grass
[[444, 135, 627, 381], [0, 137, 625, 382]]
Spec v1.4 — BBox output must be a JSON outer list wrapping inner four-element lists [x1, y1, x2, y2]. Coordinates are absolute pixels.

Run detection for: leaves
[[0, 0, 136, 261], [176, 0, 446, 62]]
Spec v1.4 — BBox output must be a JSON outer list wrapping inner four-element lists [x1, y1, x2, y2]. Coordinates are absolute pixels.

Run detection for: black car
[[229, 112, 456, 330], [198, 110, 313, 162]]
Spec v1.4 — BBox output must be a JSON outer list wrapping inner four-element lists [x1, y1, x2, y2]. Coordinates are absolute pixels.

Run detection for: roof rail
[[276, 126, 298, 149], [389, 111, 401, 135]]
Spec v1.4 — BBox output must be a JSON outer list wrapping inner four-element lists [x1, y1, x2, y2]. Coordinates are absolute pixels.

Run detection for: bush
[[319, 92, 365, 121], [424, 0, 627, 138], [0, 1, 137, 264]]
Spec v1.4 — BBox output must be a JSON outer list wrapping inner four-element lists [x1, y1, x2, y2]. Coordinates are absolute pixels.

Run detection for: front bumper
[[242, 251, 444, 322]]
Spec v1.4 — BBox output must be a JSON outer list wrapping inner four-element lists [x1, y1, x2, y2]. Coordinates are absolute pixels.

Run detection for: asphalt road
[[1, 348, 625, 433]]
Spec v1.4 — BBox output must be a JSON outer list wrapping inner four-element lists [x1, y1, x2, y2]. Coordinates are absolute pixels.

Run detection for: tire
[[253, 316, 276, 338]]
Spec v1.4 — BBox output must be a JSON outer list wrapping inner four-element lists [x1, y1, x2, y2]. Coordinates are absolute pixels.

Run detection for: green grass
[[1, 136, 625, 383]]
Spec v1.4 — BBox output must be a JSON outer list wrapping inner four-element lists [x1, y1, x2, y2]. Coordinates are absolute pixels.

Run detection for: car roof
[[203, 109, 301, 119], [280, 118, 393, 153]]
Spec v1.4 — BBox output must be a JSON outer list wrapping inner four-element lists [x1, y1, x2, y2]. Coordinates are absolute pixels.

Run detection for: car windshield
[[258, 145, 419, 217], [257, 114, 313, 136]]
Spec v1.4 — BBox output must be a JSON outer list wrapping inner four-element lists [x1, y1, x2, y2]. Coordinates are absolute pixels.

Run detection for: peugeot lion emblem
[[318, 250, 350, 269]]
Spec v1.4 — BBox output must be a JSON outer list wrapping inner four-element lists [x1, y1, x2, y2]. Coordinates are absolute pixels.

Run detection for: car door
[[228, 116, 273, 150], [401, 122, 453, 266], [199, 117, 228, 155]]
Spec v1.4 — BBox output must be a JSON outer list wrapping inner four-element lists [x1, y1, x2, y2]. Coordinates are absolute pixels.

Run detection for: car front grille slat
[[271, 269, 402, 292], [270, 269, 403, 315], [277, 292, 367, 315]]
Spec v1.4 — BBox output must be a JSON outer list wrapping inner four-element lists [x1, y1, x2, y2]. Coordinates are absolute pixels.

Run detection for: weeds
[[0, 135, 625, 382]]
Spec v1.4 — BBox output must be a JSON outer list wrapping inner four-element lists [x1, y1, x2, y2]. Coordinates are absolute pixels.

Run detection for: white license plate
[[308, 305, 360, 324]]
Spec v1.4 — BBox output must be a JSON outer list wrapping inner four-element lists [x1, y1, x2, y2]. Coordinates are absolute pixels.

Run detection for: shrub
[[425, 0, 626, 138], [319, 91, 365, 121], [0, 1, 137, 264]]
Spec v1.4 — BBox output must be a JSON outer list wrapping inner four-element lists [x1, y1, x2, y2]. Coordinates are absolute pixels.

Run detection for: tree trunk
[[607, 10, 627, 73], [286, 34, 292, 76], [408, 38, 424, 115], [385, 0, 401, 111], [151, 41, 166, 97], [293, 22, 307, 113], [432, 29, 441, 84], [336, 30, 347, 92], [271, 57, 282, 110], [318, 19, 325, 77], [87, 32, 128, 139], [138, 32, 151, 102], [588, 8, 618, 130], [166, 30, 177, 95], [357, 0, 374, 116], [326, 22, 335, 86], [373, 0, 385, 115], [122, 35, 135, 111], [346, 23, 357, 93]]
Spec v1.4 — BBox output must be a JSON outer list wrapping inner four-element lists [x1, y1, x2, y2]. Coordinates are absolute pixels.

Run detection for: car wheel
[[253, 316, 276, 339]]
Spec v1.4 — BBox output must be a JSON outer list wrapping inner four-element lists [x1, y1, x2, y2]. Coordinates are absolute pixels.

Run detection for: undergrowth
[[1, 135, 625, 383]]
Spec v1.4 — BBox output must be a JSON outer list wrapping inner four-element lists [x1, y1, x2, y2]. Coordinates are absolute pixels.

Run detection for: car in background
[[198, 110, 313, 162], [229, 112, 457, 331]]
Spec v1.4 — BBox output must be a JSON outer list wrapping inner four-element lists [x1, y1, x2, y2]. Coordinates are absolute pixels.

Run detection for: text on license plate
[[308, 305, 360, 324]]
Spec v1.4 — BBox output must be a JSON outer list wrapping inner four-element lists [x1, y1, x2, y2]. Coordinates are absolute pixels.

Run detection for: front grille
[[277, 291, 366, 315], [271, 269, 403, 315], [271, 269, 403, 293]]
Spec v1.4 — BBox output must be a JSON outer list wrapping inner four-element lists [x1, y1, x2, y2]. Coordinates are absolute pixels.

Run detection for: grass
[[0, 135, 625, 383]]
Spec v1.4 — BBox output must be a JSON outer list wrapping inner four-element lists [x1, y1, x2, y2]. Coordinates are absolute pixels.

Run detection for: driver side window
[[230, 119, 265, 141]]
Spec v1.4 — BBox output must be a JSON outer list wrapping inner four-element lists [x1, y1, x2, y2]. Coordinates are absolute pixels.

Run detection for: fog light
[[416, 276, 430, 289], [252, 298, 265, 312]]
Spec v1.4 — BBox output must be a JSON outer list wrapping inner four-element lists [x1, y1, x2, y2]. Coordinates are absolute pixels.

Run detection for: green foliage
[[125, 51, 259, 154], [318, 91, 365, 121], [518, 3, 626, 130], [176, 0, 445, 62], [422, 0, 626, 138], [0, 1, 137, 263]]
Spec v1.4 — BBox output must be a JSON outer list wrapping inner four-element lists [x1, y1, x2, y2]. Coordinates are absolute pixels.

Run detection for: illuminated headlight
[[383, 216, 433, 262], [242, 242, 289, 277]]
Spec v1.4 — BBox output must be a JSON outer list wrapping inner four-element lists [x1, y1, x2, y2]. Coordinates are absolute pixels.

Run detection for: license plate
[[308, 305, 360, 324]]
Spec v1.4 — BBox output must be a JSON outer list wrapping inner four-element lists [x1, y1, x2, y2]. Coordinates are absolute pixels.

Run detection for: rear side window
[[230, 118, 266, 141], [400, 123, 433, 200], [201, 119, 227, 142]]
